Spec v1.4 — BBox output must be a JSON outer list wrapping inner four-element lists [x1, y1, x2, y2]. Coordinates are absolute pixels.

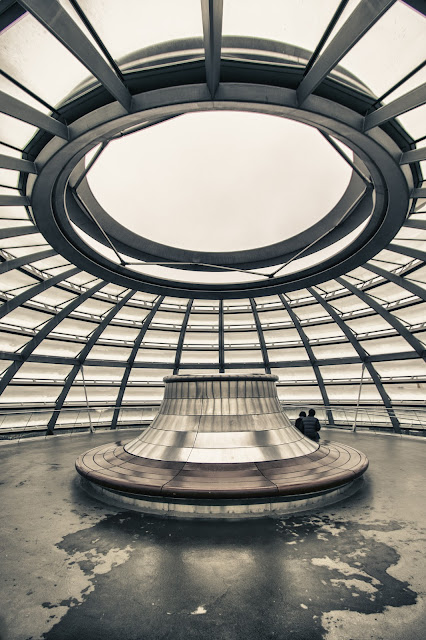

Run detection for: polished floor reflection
[[0, 429, 425, 640]]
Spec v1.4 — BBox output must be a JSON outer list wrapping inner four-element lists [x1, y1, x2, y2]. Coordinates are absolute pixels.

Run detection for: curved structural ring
[[28, 84, 411, 298]]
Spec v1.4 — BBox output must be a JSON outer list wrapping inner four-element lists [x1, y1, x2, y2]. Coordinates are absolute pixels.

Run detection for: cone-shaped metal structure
[[124, 374, 319, 463], [76, 374, 368, 518]]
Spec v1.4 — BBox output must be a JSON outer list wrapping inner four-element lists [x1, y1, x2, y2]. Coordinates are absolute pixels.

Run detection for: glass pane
[[86, 113, 351, 253], [339, 2, 426, 98], [0, 12, 94, 108], [223, 0, 341, 53], [0, 113, 37, 149], [78, 0, 202, 62]]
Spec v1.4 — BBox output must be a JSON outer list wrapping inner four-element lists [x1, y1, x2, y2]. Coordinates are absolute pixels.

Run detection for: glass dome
[[0, 0, 425, 437]]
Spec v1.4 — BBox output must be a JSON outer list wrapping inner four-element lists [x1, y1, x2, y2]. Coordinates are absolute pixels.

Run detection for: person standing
[[302, 409, 321, 442], [295, 411, 306, 434]]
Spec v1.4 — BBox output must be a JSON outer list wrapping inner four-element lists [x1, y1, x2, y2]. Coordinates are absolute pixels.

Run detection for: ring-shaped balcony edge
[[27, 83, 411, 299]]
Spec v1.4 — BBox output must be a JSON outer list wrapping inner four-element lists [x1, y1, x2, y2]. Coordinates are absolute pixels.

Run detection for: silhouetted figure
[[295, 411, 306, 434], [302, 409, 321, 442]]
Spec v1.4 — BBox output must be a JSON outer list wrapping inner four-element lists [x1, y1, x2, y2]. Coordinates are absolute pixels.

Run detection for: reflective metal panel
[[124, 374, 319, 462]]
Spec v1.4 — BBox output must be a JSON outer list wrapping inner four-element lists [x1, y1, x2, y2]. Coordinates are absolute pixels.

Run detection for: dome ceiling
[[0, 0, 425, 434]]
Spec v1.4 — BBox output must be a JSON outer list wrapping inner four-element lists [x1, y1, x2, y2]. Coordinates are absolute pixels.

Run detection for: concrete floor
[[0, 429, 425, 640]]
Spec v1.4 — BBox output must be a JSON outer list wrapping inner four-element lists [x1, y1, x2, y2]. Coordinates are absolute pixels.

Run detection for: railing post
[[81, 366, 94, 433], [352, 362, 366, 432]]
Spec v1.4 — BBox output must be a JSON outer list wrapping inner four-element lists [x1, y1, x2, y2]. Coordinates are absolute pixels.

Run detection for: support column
[[280, 295, 334, 425]]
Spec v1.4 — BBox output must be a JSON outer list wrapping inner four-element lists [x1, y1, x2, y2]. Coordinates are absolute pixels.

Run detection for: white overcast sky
[[87, 111, 352, 252]]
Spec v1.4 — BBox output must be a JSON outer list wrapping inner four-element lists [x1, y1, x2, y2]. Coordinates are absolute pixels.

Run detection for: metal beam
[[337, 276, 426, 360], [0, 248, 56, 274], [111, 296, 164, 429], [250, 298, 271, 374], [0, 266, 79, 320], [411, 188, 426, 199], [20, 0, 132, 111], [45, 363, 79, 435], [73, 141, 108, 190], [0, 69, 63, 117], [72, 188, 125, 265], [403, 217, 426, 231], [0, 280, 106, 395], [369, 60, 426, 110], [219, 299, 225, 373], [303, 0, 349, 77], [0, 154, 37, 174], [366, 263, 426, 302], [308, 286, 400, 432], [280, 295, 334, 425], [0, 349, 419, 369], [0, 225, 38, 240], [389, 243, 426, 262], [320, 131, 371, 185], [364, 83, 426, 131], [46, 289, 135, 433], [297, 0, 395, 105], [68, 0, 127, 84], [0, 90, 68, 139], [201, 0, 223, 98], [0, 194, 29, 206], [400, 147, 426, 164], [173, 299, 193, 375]]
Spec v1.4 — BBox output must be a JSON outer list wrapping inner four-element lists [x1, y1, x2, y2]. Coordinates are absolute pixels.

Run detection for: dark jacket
[[302, 416, 321, 442], [295, 417, 304, 434]]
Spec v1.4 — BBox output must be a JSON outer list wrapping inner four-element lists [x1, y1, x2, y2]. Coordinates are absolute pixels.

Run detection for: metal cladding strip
[[0, 266, 79, 320], [0, 280, 106, 396], [337, 276, 426, 360], [151, 411, 291, 433], [137, 427, 312, 450], [308, 286, 401, 432], [110, 295, 164, 429], [280, 294, 334, 425], [46, 288, 136, 432], [19, 0, 132, 111], [201, 0, 223, 98]]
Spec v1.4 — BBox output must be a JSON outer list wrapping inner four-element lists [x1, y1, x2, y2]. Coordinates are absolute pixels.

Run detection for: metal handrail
[[0, 402, 425, 440]]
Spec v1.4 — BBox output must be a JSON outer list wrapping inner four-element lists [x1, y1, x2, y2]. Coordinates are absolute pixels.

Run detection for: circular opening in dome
[[87, 111, 352, 253]]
